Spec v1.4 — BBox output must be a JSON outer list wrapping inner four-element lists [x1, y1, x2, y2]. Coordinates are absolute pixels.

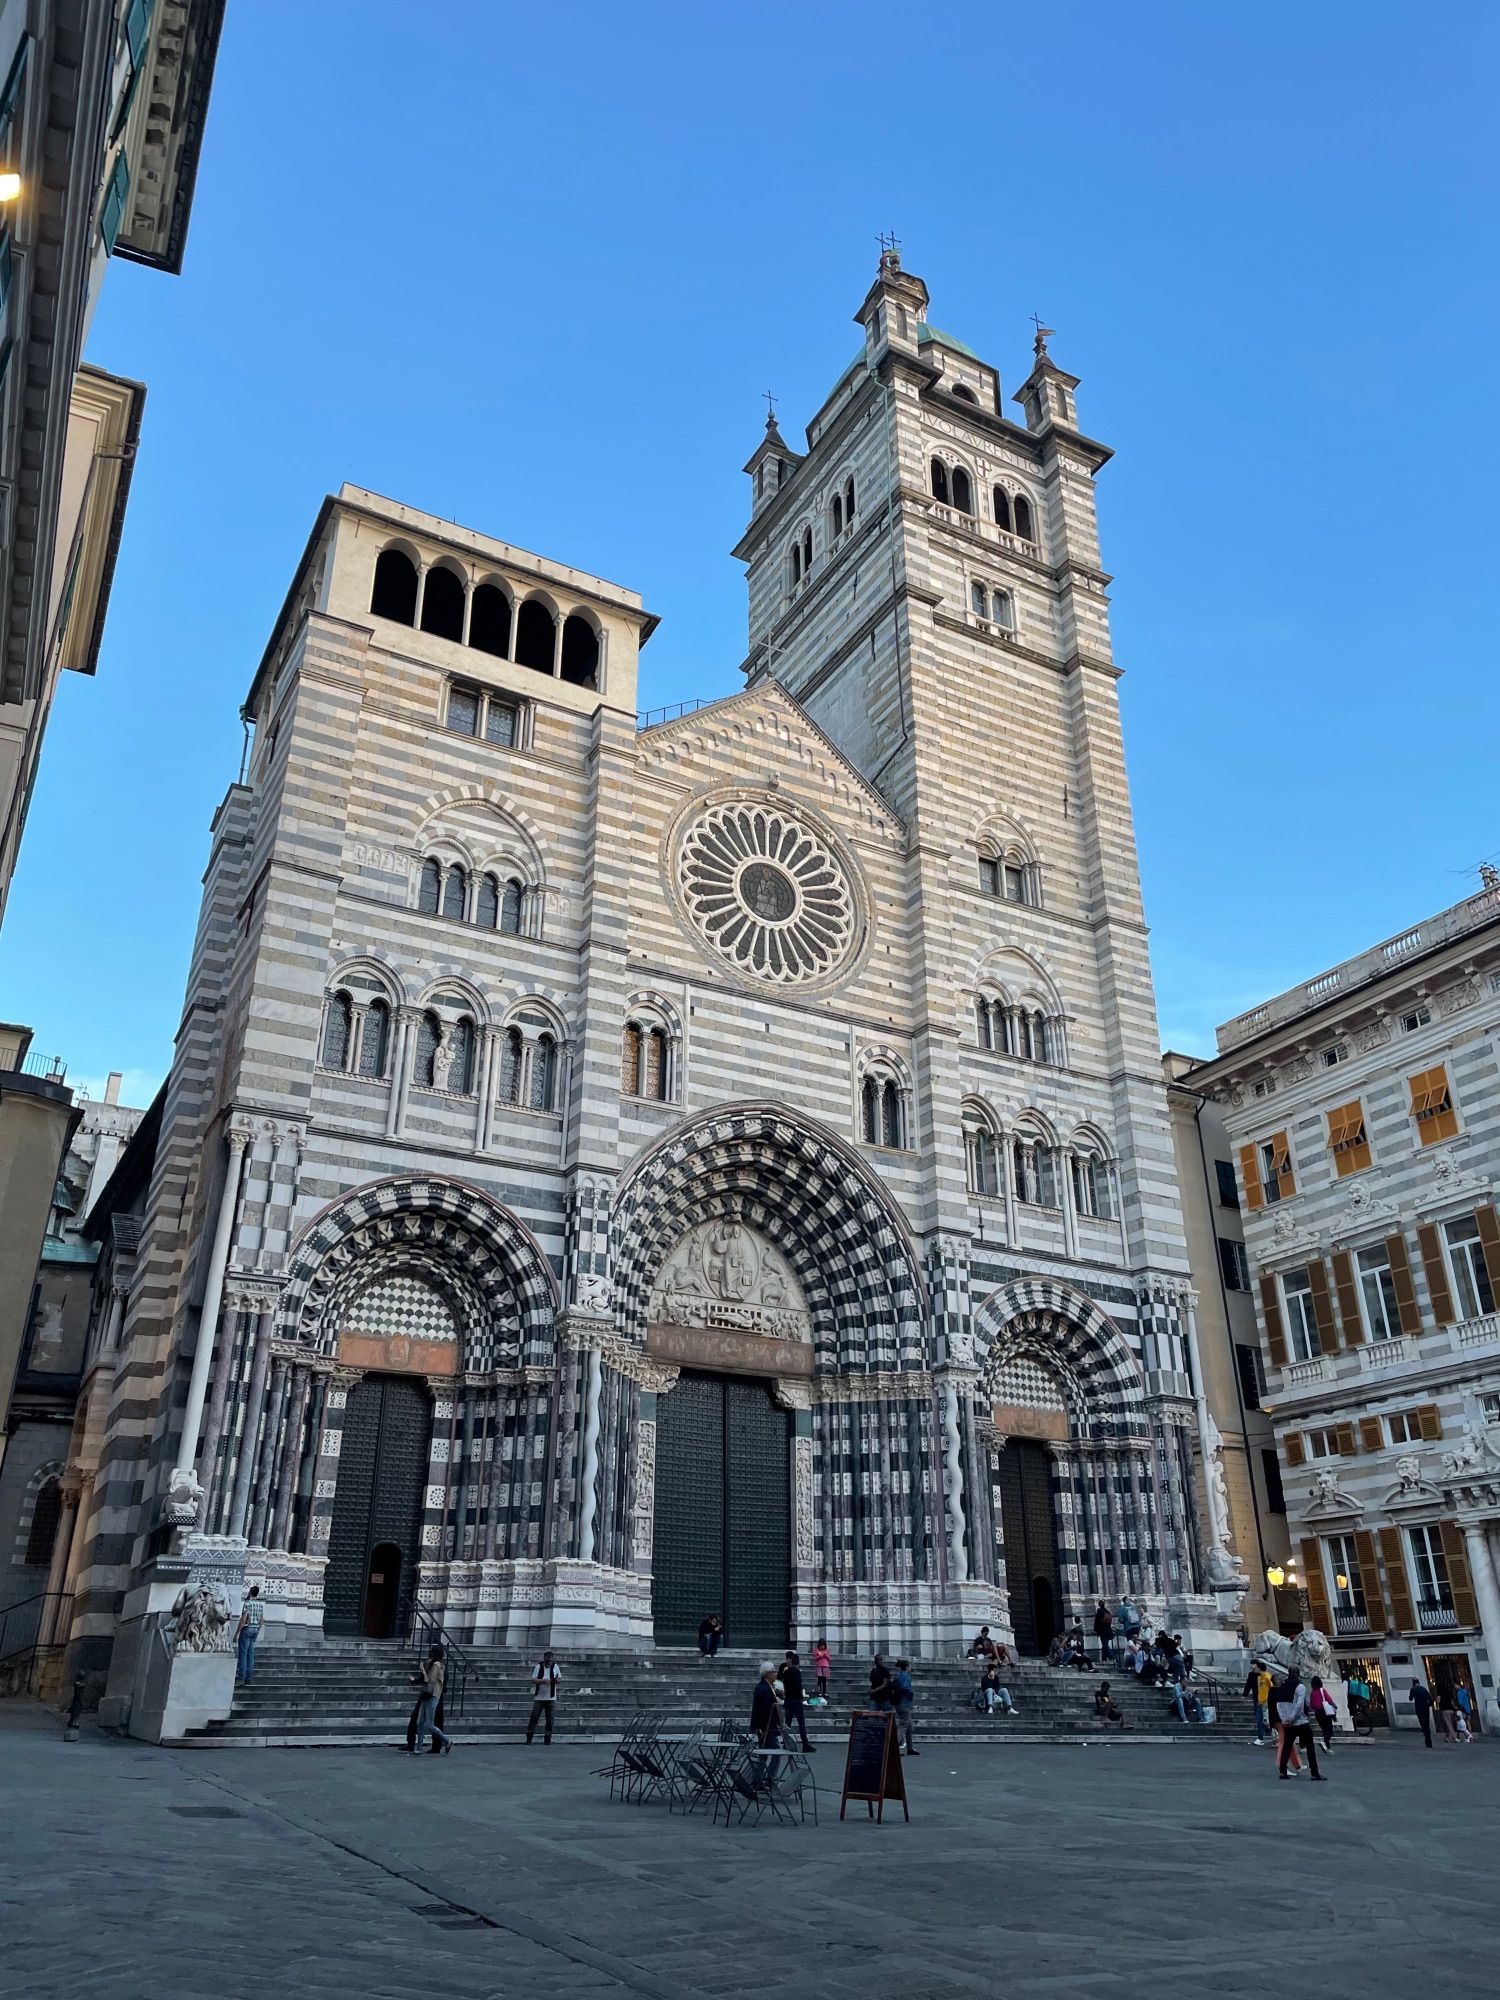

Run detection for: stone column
[[270, 1364, 313, 1552], [37, 1478, 82, 1646], [99, 1285, 127, 1357], [577, 1343, 603, 1562], [227, 1321, 272, 1540], [249, 1357, 289, 1548], [386, 1008, 420, 1138], [939, 1375, 969, 1583], [171, 1124, 252, 1521], [1181, 1287, 1238, 1583], [1462, 1523, 1500, 1730], [473, 1027, 498, 1152]]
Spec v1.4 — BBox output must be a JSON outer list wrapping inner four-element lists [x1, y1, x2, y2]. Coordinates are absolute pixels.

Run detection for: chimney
[[105, 1072, 122, 1105]]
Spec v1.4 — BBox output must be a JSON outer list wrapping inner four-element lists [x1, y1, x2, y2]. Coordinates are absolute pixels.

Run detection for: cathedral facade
[[75, 256, 1233, 1704]]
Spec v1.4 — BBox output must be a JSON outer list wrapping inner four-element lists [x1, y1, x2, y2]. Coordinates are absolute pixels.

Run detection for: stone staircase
[[197, 1643, 1256, 1747]]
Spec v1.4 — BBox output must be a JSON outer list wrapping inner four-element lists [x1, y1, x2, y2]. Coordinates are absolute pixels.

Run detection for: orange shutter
[[1283, 1431, 1305, 1467], [1417, 1404, 1443, 1441], [1308, 1260, 1338, 1353], [1239, 1142, 1264, 1212], [1300, 1538, 1332, 1631], [1358, 1416, 1384, 1454], [1259, 1273, 1288, 1366], [1410, 1065, 1458, 1145], [1271, 1130, 1295, 1199], [1379, 1527, 1416, 1631], [1332, 1250, 1364, 1346], [1328, 1100, 1371, 1176], [1353, 1528, 1388, 1632], [1387, 1232, 1423, 1335], [1439, 1522, 1479, 1629], [1417, 1223, 1456, 1325], [1476, 1205, 1500, 1294], [1335, 1422, 1358, 1457]]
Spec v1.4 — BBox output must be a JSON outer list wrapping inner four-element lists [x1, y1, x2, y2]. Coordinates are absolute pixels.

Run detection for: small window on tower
[[1013, 494, 1036, 543], [951, 467, 974, 516], [930, 459, 950, 505]]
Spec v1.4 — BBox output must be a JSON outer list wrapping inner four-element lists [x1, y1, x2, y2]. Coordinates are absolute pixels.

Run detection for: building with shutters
[[1188, 880, 1500, 1728], [68, 252, 1246, 1724]]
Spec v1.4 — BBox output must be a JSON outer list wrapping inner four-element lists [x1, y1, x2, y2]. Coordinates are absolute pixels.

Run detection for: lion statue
[[169, 1581, 233, 1654], [1250, 1626, 1337, 1682]]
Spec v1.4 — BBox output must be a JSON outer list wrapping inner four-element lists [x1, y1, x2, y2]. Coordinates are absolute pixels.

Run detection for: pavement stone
[[1, 1703, 1496, 1998]]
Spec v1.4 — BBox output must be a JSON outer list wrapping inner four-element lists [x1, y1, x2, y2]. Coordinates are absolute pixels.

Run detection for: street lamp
[[0, 172, 21, 203], [1266, 1564, 1285, 1588]]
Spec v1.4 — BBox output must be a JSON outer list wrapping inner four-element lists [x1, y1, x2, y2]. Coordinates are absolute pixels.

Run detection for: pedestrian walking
[[1435, 1685, 1461, 1744], [527, 1650, 561, 1744], [780, 1649, 815, 1750], [1309, 1675, 1337, 1751], [812, 1638, 831, 1700], [1454, 1684, 1476, 1739], [234, 1585, 264, 1685], [1408, 1679, 1434, 1747], [1251, 1662, 1273, 1744], [751, 1660, 784, 1746], [892, 1658, 919, 1756], [411, 1648, 452, 1755], [869, 1653, 895, 1710], [406, 1645, 446, 1754], [1093, 1601, 1115, 1663], [1275, 1671, 1325, 1780]]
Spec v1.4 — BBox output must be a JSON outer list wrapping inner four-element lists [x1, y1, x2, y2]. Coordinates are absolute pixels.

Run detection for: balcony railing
[[1417, 1602, 1459, 1631], [1284, 1357, 1330, 1388], [1332, 1607, 1371, 1636], [1360, 1336, 1411, 1371], [1458, 1313, 1500, 1351]]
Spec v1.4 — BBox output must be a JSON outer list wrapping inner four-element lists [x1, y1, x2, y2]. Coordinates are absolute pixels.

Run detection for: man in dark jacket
[[1093, 1602, 1115, 1662], [1408, 1678, 1435, 1747], [869, 1654, 895, 1709], [751, 1661, 784, 1746], [781, 1649, 815, 1751]]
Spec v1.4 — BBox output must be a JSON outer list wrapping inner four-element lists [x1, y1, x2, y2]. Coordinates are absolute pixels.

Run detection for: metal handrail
[[0, 1591, 73, 1690], [403, 1598, 472, 1719]]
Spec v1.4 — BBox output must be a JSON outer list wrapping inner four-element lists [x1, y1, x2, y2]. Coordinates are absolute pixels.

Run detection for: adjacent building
[[1190, 881, 1500, 1727], [0, 0, 224, 927], [65, 254, 1239, 1732]]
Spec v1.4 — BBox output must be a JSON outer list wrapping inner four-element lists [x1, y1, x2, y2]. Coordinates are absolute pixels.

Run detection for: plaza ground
[[2, 1705, 1495, 2000]]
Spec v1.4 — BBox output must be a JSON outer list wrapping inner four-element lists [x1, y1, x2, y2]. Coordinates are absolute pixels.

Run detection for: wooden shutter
[[1300, 1538, 1332, 1631], [1476, 1204, 1500, 1294], [1271, 1130, 1295, 1199], [1379, 1526, 1416, 1632], [1238, 1142, 1263, 1212], [1417, 1223, 1456, 1325], [1259, 1273, 1288, 1366], [1332, 1249, 1364, 1347], [1283, 1431, 1305, 1466], [1439, 1522, 1479, 1630], [1358, 1416, 1384, 1454], [1387, 1232, 1423, 1335], [1308, 1259, 1338, 1354], [1335, 1422, 1358, 1457], [1417, 1404, 1443, 1441], [1353, 1528, 1388, 1632]]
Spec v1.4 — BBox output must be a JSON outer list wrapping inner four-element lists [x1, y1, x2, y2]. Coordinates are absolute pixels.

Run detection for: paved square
[[2, 1706, 1494, 1999]]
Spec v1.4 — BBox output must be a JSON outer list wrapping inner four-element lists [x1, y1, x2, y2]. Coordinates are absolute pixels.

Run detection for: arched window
[[530, 1033, 558, 1111], [930, 458, 950, 505], [500, 878, 523, 935], [560, 614, 600, 689], [621, 1022, 642, 1096], [413, 1011, 441, 1088], [320, 992, 353, 1070], [1012, 1135, 1057, 1207], [991, 588, 1014, 631], [418, 858, 442, 915], [951, 467, 974, 516], [1071, 1152, 1113, 1220], [861, 1075, 881, 1145], [419, 564, 465, 642], [643, 1027, 668, 1101], [831, 492, 844, 538], [475, 874, 499, 929], [966, 1122, 1002, 1198], [844, 475, 855, 523], [975, 995, 994, 1049], [800, 526, 812, 576], [1035, 1144, 1058, 1207], [441, 864, 467, 921], [24, 1477, 62, 1566], [971, 581, 987, 618], [448, 1017, 475, 1094], [881, 1080, 903, 1150], [516, 599, 556, 674], [952, 383, 978, 403], [497, 1027, 524, 1104], [370, 547, 418, 625], [469, 582, 512, 659], [1013, 494, 1036, 543], [993, 486, 1013, 534], [358, 999, 389, 1079]]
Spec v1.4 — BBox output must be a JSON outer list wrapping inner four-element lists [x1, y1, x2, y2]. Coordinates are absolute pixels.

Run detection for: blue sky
[[2, 0, 1495, 1105]]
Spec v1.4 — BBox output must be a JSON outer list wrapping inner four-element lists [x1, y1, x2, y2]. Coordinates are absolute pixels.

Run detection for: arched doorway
[[997, 1439, 1064, 1655], [324, 1375, 431, 1638], [653, 1374, 791, 1651]]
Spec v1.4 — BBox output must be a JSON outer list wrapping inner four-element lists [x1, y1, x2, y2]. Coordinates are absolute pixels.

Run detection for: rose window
[[678, 800, 856, 983]]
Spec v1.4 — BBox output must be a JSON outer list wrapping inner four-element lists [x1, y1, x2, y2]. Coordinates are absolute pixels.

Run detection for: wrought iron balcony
[[1332, 1607, 1371, 1636], [1416, 1602, 1459, 1631]]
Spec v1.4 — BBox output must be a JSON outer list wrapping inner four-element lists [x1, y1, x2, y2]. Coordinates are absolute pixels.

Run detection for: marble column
[[227, 1322, 272, 1539], [270, 1364, 313, 1552], [577, 1344, 603, 1563], [1462, 1522, 1500, 1730], [173, 1124, 252, 1514], [940, 1377, 969, 1583]]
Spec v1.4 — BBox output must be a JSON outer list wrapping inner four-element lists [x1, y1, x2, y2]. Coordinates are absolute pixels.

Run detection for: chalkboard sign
[[839, 1709, 909, 1822]]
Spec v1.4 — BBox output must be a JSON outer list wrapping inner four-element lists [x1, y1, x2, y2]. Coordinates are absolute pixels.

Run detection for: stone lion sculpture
[[1250, 1625, 1337, 1682], [169, 1581, 233, 1654]]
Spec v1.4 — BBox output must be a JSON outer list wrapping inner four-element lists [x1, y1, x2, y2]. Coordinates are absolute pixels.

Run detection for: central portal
[[323, 1374, 432, 1638], [652, 1373, 791, 1651], [997, 1438, 1064, 1656]]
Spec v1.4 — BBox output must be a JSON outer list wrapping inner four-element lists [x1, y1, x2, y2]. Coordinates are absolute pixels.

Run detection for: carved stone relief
[[648, 1219, 811, 1342]]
